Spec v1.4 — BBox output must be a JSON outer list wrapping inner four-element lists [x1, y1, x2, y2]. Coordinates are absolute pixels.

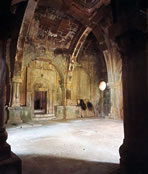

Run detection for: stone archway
[[24, 60, 63, 119], [93, 25, 123, 119]]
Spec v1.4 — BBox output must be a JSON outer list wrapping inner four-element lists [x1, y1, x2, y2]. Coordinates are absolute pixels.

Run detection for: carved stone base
[[8, 107, 23, 125], [55, 105, 81, 119], [108, 106, 120, 119], [119, 138, 148, 174], [119, 159, 148, 174], [0, 152, 22, 174]]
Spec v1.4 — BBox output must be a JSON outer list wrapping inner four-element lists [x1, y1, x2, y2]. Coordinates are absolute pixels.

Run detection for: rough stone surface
[[7, 1, 123, 122]]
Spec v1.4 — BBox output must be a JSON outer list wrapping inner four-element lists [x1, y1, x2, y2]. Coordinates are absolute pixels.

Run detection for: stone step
[[34, 114, 54, 118], [32, 114, 56, 121], [32, 116, 56, 121]]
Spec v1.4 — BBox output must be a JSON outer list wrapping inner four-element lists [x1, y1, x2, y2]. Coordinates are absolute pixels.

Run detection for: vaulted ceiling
[[0, 0, 147, 70], [7, 0, 114, 76]]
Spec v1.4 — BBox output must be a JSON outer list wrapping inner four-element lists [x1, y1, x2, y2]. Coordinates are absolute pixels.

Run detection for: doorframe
[[33, 89, 48, 115]]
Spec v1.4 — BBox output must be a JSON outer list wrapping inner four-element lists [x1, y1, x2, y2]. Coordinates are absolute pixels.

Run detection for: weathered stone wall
[[19, 6, 107, 118], [25, 60, 63, 114], [68, 34, 108, 117], [11, 4, 122, 120]]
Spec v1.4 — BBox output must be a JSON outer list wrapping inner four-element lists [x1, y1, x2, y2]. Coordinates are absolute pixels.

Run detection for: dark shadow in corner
[[19, 155, 119, 174]]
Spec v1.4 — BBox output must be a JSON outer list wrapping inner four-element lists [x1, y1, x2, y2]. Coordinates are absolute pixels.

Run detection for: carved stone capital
[[12, 77, 22, 83]]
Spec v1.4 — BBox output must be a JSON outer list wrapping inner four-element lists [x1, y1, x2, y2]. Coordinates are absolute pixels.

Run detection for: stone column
[[107, 82, 118, 118], [119, 31, 148, 174], [11, 77, 22, 107], [0, 38, 21, 174], [8, 77, 22, 124], [108, 80, 122, 119], [103, 49, 123, 119], [0, 40, 11, 161]]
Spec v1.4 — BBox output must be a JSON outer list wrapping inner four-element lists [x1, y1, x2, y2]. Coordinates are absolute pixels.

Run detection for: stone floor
[[7, 118, 124, 174]]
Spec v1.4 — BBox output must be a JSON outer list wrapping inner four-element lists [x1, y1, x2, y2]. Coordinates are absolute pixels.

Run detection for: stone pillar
[[103, 49, 123, 119], [0, 40, 21, 173], [107, 82, 118, 119], [108, 80, 122, 119], [0, 40, 11, 161], [119, 31, 148, 174], [8, 77, 22, 124], [11, 77, 22, 107]]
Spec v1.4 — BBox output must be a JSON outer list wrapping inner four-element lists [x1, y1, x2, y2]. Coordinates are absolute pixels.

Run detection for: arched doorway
[[23, 60, 63, 119], [34, 91, 47, 114]]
